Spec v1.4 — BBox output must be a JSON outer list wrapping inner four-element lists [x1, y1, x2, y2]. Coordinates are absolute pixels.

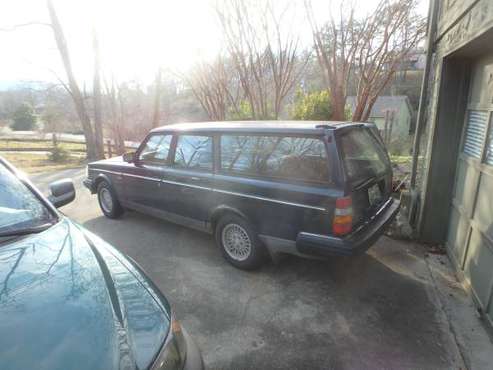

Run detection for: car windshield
[[0, 163, 55, 236], [338, 127, 390, 184]]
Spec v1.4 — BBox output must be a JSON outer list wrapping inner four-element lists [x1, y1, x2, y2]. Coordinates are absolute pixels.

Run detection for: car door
[[123, 133, 172, 213], [160, 134, 215, 225]]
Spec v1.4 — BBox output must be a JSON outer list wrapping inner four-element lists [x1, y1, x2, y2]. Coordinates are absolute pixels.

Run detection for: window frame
[[218, 133, 331, 186], [484, 112, 493, 167], [135, 132, 174, 166], [171, 133, 214, 173]]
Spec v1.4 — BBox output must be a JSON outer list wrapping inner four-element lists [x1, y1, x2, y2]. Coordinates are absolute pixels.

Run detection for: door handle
[[190, 176, 201, 181]]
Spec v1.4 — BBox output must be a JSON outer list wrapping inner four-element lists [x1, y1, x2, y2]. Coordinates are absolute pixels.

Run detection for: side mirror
[[48, 179, 75, 208], [123, 152, 135, 163]]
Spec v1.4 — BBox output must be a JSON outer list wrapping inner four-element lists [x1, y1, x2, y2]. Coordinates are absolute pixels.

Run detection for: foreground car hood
[[0, 219, 170, 370]]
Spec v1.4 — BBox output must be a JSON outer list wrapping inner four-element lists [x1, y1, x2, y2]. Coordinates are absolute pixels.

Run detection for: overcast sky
[[0, 0, 429, 88]]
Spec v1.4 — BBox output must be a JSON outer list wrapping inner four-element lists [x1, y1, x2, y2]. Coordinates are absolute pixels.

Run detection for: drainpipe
[[409, 0, 439, 224], [410, 0, 439, 187]]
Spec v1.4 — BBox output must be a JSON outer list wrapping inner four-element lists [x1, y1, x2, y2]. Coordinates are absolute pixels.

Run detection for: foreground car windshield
[[0, 164, 55, 236]]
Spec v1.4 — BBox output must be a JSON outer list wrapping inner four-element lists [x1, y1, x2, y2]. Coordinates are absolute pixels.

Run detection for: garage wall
[[418, 58, 470, 243]]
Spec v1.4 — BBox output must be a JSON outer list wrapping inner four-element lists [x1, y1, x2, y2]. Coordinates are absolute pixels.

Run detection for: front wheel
[[215, 214, 268, 270], [97, 181, 124, 219]]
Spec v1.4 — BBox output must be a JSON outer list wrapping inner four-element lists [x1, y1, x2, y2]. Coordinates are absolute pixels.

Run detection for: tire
[[215, 214, 268, 270], [97, 181, 124, 219]]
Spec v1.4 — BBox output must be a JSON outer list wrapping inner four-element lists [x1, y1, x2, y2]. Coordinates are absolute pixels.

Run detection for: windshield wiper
[[0, 222, 56, 238]]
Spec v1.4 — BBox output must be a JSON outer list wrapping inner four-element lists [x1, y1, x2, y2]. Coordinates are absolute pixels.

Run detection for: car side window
[[138, 134, 172, 164], [221, 135, 329, 183], [173, 135, 213, 171]]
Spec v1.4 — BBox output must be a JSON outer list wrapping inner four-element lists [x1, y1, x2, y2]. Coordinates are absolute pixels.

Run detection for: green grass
[[390, 155, 412, 165], [0, 139, 86, 151], [1, 152, 85, 174]]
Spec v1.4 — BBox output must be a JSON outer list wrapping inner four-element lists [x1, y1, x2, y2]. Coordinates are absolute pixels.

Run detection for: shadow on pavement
[[82, 211, 456, 370]]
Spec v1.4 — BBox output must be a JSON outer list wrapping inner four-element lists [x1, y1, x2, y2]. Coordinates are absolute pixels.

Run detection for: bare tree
[[216, 0, 306, 120], [113, 81, 153, 140], [306, 0, 425, 121], [103, 77, 127, 154], [184, 56, 240, 121], [92, 30, 105, 158], [263, 3, 307, 118], [47, 0, 104, 160], [151, 68, 162, 128]]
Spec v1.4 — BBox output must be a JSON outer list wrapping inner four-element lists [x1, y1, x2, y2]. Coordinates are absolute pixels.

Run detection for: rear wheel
[[215, 214, 268, 270], [97, 181, 124, 219]]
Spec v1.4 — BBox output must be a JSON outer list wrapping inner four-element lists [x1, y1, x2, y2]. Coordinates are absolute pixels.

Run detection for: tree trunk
[[331, 86, 346, 121], [151, 68, 162, 128], [93, 31, 105, 159], [352, 89, 371, 122], [361, 94, 379, 122], [104, 79, 126, 155], [47, 0, 97, 160]]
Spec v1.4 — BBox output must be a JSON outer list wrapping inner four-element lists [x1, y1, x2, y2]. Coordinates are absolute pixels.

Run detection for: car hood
[[91, 156, 125, 165], [0, 219, 170, 370]]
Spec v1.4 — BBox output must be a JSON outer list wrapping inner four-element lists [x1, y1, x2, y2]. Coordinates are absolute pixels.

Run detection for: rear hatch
[[336, 124, 392, 229]]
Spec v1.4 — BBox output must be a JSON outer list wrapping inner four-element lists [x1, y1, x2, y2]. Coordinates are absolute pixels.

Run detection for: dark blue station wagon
[[84, 121, 400, 270]]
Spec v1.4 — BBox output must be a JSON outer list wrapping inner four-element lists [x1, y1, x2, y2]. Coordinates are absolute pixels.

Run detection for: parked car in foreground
[[0, 157, 203, 370], [84, 121, 400, 270]]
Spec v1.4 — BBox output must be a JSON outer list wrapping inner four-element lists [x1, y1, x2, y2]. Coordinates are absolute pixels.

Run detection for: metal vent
[[463, 110, 488, 159]]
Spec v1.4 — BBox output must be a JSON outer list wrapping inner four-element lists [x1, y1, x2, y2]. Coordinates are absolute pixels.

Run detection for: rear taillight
[[333, 196, 353, 236]]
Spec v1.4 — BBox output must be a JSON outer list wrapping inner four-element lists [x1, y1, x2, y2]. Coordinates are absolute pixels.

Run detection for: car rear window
[[338, 127, 390, 182], [220, 135, 329, 183]]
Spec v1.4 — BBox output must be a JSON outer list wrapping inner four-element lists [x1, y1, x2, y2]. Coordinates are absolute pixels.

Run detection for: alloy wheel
[[221, 223, 252, 261]]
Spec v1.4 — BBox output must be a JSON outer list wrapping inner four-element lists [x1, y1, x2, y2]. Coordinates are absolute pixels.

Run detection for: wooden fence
[[0, 137, 137, 158]]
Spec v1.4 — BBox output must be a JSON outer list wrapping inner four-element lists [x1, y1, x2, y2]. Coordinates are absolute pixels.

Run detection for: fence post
[[384, 110, 389, 145], [388, 110, 395, 146], [106, 140, 112, 158]]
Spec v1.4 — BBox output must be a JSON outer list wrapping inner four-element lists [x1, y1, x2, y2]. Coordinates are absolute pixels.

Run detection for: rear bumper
[[296, 198, 400, 257]]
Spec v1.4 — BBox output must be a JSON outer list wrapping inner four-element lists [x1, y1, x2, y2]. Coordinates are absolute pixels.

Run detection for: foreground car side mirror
[[48, 179, 76, 208], [123, 152, 135, 163]]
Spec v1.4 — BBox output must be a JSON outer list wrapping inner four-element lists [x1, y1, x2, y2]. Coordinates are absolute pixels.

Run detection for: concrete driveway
[[32, 169, 465, 370]]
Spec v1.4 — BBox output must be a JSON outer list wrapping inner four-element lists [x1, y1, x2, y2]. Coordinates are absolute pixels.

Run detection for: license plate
[[368, 184, 381, 205]]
